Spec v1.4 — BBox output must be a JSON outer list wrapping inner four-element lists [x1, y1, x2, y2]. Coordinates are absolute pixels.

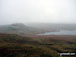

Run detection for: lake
[[38, 30, 76, 35]]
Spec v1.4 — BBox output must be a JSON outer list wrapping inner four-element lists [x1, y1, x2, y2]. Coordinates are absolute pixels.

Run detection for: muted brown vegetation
[[0, 33, 76, 57]]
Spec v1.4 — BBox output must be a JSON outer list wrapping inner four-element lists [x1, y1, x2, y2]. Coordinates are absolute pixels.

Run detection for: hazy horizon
[[0, 0, 76, 25]]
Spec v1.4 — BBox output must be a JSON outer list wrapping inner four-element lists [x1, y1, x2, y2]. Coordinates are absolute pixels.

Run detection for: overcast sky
[[0, 0, 76, 25]]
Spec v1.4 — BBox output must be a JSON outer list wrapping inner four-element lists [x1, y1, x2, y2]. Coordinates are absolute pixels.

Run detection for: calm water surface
[[38, 30, 76, 35]]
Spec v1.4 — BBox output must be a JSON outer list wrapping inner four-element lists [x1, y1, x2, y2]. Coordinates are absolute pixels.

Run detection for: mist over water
[[0, 1, 76, 57]]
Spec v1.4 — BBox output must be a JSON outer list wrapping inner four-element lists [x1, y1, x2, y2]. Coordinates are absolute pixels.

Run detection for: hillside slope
[[0, 23, 46, 35], [0, 33, 76, 57]]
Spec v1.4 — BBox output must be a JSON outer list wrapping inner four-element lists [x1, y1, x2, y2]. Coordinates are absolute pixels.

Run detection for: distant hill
[[0, 23, 76, 35], [0, 23, 46, 35], [26, 23, 76, 32]]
